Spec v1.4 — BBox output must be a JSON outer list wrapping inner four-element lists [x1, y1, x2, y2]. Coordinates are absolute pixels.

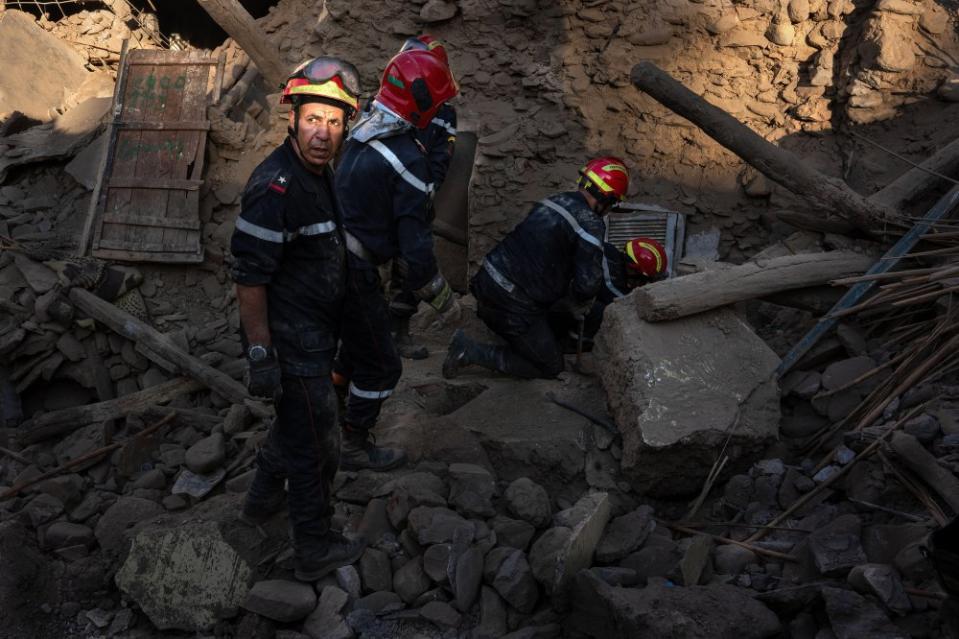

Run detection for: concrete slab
[[595, 303, 780, 497]]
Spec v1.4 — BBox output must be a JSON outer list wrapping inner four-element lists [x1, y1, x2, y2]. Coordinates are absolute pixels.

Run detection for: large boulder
[[595, 303, 780, 496], [114, 495, 261, 632]]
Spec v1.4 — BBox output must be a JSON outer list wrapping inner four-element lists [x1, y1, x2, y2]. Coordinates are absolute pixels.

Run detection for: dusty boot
[[294, 531, 366, 582], [340, 425, 407, 471], [240, 486, 287, 526], [392, 315, 428, 360], [442, 329, 475, 379]]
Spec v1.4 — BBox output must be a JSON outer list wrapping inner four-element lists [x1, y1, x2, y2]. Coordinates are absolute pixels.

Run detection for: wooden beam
[[871, 137, 959, 210], [630, 62, 898, 234], [633, 251, 874, 322], [195, 0, 287, 92], [68, 287, 251, 406]]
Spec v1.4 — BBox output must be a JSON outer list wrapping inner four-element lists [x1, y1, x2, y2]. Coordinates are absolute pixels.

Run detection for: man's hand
[[246, 346, 282, 403], [555, 295, 594, 321]]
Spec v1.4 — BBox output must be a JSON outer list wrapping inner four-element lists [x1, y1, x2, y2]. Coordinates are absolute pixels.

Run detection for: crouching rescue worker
[[442, 157, 630, 379], [389, 35, 459, 360], [553, 236, 669, 352], [230, 57, 366, 581], [333, 48, 461, 470]]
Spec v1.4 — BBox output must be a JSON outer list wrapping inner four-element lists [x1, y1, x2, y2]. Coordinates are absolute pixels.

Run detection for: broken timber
[[69, 287, 252, 404], [633, 251, 874, 322], [195, 0, 287, 91], [629, 62, 898, 233]]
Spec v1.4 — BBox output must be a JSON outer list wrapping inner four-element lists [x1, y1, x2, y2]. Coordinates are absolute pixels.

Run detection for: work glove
[[555, 296, 594, 322], [246, 347, 282, 403]]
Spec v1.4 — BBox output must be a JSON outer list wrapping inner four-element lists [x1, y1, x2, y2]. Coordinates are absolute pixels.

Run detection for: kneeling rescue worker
[[554, 236, 669, 352], [334, 48, 461, 469], [230, 57, 366, 581], [442, 157, 630, 379]]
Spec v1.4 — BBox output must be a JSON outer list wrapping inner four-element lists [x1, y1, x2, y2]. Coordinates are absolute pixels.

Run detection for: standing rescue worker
[[230, 57, 365, 581], [442, 157, 629, 379], [334, 49, 460, 470], [389, 35, 458, 360], [553, 236, 669, 351]]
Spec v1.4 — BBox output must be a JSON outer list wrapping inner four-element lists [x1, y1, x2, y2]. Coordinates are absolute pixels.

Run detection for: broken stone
[[303, 585, 352, 639], [595, 505, 655, 563], [44, 521, 95, 549], [420, 0, 457, 22], [620, 536, 680, 584], [448, 462, 496, 518], [486, 546, 538, 613], [421, 600, 461, 627], [408, 506, 469, 545], [571, 571, 781, 638], [492, 516, 536, 551], [847, 564, 911, 616], [821, 586, 908, 639], [424, 543, 451, 583], [475, 586, 508, 639], [184, 433, 226, 475], [115, 518, 254, 631], [335, 565, 362, 599], [360, 548, 393, 593], [14, 255, 57, 294], [821, 356, 875, 391], [382, 473, 447, 528], [354, 590, 404, 614], [715, 544, 757, 575], [393, 557, 431, 605], [454, 546, 484, 611], [808, 514, 867, 576], [94, 496, 164, 554], [595, 306, 780, 496], [244, 580, 317, 623], [680, 535, 713, 586], [505, 478, 552, 528]]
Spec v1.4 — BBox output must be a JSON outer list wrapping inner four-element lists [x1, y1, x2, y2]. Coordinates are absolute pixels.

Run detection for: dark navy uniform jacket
[[335, 131, 438, 291], [229, 138, 346, 376], [416, 103, 456, 191], [599, 242, 629, 306], [485, 191, 605, 307]]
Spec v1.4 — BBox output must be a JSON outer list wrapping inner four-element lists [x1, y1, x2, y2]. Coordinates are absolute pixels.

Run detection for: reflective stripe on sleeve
[[235, 217, 336, 243], [540, 199, 602, 249], [348, 382, 394, 400], [431, 117, 456, 136], [235, 217, 285, 243], [369, 139, 434, 195], [602, 255, 626, 298]]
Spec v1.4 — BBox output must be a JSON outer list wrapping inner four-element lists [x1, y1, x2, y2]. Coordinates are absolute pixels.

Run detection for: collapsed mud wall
[[231, 0, 959, 267]]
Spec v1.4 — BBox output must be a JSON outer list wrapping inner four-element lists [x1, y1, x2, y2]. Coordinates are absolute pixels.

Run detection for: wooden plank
[[78, 39, 130, 257], [107, 177, 203, 190], [116, 120, 210, 131], [128, 49, 223, 65], [100, 213, 201, 230], [195, 0, 288, 90], [91, 247, 204, 263]]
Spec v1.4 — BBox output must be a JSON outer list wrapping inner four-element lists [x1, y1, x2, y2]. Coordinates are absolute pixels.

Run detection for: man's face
[[289, 101, 346, 171]]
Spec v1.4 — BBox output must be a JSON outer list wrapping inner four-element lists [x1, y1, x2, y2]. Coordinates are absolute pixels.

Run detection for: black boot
[[294, 530, 367, 582], [442, 329, 474, 379], [240, 480, 287, 526], [340, 425, 407, 471], [391, 315, 428, 360]]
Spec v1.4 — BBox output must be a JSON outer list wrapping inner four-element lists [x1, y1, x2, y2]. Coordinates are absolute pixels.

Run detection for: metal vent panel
[[605, 203, 686, 277]]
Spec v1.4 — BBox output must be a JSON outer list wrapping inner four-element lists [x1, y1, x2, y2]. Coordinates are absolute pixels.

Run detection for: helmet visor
[[299, 56, 361, 98]]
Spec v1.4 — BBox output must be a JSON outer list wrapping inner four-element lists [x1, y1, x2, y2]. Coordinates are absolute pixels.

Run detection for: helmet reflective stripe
[[586, 165, 627, 198], [426, 40, 444, 51], [286, 80, 359, 111], [633, 240, 664, 273]]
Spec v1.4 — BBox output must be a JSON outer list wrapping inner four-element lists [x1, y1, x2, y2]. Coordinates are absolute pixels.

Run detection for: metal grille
[[605, 203, 685, 277]]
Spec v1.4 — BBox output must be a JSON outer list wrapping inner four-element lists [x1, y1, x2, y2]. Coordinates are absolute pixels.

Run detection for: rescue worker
[[334, 48, 460, 470], [389, 35, 458, 360], [442, 157, 630, 379], [554, 236, 669, 351], [230, 57, 366, 581]]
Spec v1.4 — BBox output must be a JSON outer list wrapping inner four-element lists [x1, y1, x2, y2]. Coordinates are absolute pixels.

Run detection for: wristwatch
[[247, 344, 270, 362]]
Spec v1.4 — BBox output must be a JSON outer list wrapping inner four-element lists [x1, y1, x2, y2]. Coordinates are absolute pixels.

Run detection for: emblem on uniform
[[269, 175, 289, 195]]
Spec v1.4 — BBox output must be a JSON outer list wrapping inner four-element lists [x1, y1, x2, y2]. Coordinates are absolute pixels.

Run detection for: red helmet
[[578, 156, 629, 206], [624, 237, 668, 278], [375, 49, 458, 129], [399, 35, 450, 69], [281, 56, 361, 115]]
